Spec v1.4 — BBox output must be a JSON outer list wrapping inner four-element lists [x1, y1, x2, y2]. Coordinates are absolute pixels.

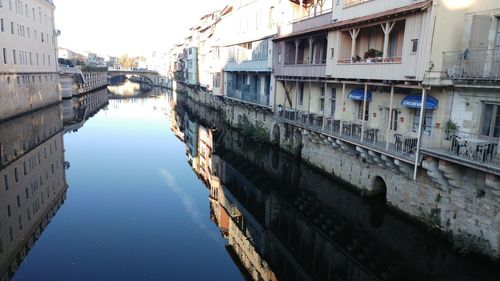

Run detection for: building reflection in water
[[168, 91, 500, 281], [0, 105, 68, 281], [108, 80, 163, 99], [0, 89, 109, 281], [63, 88, 109, 133]]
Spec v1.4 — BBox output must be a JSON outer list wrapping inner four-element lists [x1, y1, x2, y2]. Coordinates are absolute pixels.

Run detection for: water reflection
[[0, 105, 68, 281], [63, 88, 109, 133], [108, 80, 163, 99], [169, 91, 500, 281], [0, 88, 110, 281]]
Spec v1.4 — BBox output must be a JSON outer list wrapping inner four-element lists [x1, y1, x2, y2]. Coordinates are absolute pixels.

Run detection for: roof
[[273, 0, 432, 41]]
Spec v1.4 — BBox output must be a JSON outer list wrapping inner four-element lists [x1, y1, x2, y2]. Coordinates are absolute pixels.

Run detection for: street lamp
[[277, 104, 283, 117]]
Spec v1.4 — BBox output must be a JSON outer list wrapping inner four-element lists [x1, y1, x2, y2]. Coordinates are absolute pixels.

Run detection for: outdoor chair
[[394, 134, 403, 151]]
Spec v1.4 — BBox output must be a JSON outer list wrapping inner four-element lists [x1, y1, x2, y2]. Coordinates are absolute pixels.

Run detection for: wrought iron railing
[[441, 49, 500, 82], [421, 127, 499, 165], [277, 108, 418, 158]]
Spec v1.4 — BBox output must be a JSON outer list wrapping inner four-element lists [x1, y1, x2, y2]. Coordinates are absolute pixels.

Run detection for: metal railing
[[421, 127, 499, 165], [337, 56, 402, 64], [277, 108, 418, 158], [441, 49, 500, 82]]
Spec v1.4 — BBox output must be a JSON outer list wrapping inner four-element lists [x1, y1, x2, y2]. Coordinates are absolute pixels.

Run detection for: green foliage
[[117, 54, 140, 69], [236, 114, 268, 143], [216, 106, 227, 123], [443, 119, 458, 140], [364, 48, 383, 59], [452, 232, 492, 256], [419, 207, 441, 228], [435, 193, 442, 203]]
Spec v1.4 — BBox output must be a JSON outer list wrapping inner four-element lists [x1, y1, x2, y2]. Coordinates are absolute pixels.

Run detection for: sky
[[55, 0, 226, 57]]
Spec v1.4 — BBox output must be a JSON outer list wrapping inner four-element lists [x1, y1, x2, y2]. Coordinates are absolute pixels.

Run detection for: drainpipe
[[322, 81, 327, 130], [295, 40, 300, 65], [360, 83, 368, 142], [339, 82, 345, 135], [413, 88, 427, 180], [385, 85, 394, 150]]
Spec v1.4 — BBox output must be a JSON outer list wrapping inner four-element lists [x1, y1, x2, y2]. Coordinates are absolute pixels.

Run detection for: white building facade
[[0, 0, 59, 120]]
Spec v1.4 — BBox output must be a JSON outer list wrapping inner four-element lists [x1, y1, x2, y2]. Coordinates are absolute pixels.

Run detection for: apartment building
[[273, 0, 500, 177], [219, 0, 299, 108], [0, 0, 59, 120]]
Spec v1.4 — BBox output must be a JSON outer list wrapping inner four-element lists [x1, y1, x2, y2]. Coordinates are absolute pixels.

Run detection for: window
[[4, 175, 8, 190], [213, 72, 221, 88], [330, 88, 337, 116], [10, 21, 13, 34], [357, 101, 369, 121], [0, 18, 3, 32], [299, 83, 304, 105], [331, 48, 335, 58], [411, 39, 418, 54], [390, 109, 398, 131], [12, 49, 16, 64], [320, 87, 325, 111], [2, 48, 6, 64], [413, 109, 433, 135], [480, 103, 500, 138], [495, 19, 500, 49]]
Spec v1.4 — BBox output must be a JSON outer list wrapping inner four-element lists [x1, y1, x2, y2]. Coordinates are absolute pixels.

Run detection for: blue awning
[[401, 95, 439, 110], [348, 89, 372, 102]]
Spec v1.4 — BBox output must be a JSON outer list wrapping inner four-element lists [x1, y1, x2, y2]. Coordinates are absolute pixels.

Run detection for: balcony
[[333, 0, 431, 23], [274, 35, 328, 78], [330, 20, 421, 81], [441, 49, 500, 83], [226, 77, 271, 108], [421, 128, 500, 174], [281, 11, 332, 35], [224, 40, 271, 72], [277, 108, 418, 163]]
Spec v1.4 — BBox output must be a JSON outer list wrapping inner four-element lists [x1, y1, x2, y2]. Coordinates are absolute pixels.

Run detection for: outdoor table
[[333, 120, 341, 133], [364, 128, 379, 143], [315, 116, 323, 127], [461, 138, 490, 160], [342, 121, 354, 136]]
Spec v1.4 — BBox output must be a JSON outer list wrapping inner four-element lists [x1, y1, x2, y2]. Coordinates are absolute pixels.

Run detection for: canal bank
[[170, 89, 500, 280], [172, 82, 500, 259]]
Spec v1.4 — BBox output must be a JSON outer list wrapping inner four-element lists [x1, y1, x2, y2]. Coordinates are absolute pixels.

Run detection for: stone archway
[[371, 176, 388, 200], [293, 129, 303, 157], [271, 124, 281, 146]]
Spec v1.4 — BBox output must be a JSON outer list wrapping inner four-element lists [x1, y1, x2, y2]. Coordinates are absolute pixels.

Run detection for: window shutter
[[463, 14, 492, 50]]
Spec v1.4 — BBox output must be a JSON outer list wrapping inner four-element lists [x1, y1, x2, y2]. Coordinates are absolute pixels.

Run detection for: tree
[[117, 54, 139, 69]]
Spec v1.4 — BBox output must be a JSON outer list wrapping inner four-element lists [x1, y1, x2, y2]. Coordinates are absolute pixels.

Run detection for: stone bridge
[[108, 69, 167, 87]]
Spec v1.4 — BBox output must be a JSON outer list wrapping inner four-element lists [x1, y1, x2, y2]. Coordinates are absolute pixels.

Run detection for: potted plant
[[443, 119, 458, 140], [351, 55, 362, 63], [364, 49, 383, 63], [442, 119, 458, 149]]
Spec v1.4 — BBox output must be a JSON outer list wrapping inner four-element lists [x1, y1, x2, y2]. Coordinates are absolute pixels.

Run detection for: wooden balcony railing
[[337, 56, 402, 64]]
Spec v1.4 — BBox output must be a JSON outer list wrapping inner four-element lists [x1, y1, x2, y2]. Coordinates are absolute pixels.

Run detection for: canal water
[[0, 86, 499, 281]]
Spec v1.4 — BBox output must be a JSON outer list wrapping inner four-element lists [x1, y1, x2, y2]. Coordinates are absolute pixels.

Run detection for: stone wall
[[0, 74, 60, 121], [176, 84, 500, 258]]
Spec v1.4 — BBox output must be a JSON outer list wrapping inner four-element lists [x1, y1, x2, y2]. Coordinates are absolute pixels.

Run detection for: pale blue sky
[[55, 0, 226, 57]]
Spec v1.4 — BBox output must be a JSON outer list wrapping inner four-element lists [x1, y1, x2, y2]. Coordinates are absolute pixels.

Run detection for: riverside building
[[0, 0, 59, 121]]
